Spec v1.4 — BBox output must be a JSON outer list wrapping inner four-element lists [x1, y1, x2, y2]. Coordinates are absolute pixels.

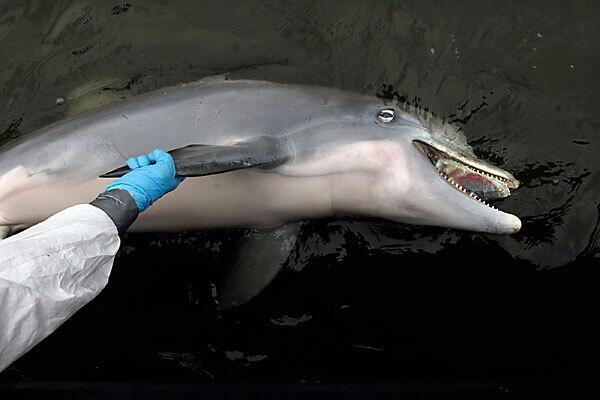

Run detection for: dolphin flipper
[[100, 136, 289, 178], [217, 223, 302, 309]]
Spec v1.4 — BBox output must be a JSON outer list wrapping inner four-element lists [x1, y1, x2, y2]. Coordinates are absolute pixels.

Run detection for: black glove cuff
[[90, 189, 140, 233]]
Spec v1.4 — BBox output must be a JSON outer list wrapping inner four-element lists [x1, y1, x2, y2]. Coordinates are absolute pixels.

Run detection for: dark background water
[[0, 0, 599, 392]]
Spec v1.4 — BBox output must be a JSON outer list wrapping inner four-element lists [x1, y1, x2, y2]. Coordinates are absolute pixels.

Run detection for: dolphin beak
[[411, 139, 522, 234]]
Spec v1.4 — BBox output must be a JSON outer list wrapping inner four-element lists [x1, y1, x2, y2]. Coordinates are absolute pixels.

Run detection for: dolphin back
[[0, 78, 354, 181]]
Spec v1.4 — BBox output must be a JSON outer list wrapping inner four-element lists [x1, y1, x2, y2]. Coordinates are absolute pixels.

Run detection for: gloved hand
[[106, 149, 185, 212]]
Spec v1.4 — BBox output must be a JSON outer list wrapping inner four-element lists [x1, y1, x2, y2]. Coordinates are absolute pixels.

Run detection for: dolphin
[[0, 77, 520, 307]]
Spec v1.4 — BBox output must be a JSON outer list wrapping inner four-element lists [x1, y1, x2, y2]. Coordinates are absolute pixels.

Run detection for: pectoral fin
[[217, 223, 302, 309], [100, 136, 289, 178]]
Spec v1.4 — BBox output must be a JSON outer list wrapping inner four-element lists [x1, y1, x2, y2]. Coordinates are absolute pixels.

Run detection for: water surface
[[0, 0, 599, 383]]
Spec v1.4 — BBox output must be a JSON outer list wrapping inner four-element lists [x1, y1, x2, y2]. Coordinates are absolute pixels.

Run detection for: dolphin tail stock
[[0, 196, 13, 239], [0, 224, 28, 240], [100, 135, 290, 178], [0, 225, 11, 240], [216, 223, 303, 309]]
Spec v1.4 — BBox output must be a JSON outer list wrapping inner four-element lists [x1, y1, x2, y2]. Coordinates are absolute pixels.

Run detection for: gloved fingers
[[149, 148, 175, 165], [127, 155, 153, 170], [136, 155, 153, 167], [148, 149, 177, 176], [126, 157, 140, 170]]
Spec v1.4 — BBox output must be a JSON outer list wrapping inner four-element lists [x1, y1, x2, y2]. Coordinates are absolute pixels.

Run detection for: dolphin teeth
[[437, 167, 499, 210], [436, 159, 506, 211], [465, 164, 508, 183]]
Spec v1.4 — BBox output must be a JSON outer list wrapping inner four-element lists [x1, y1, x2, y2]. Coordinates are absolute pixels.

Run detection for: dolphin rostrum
[[0, 77, 521, 307]]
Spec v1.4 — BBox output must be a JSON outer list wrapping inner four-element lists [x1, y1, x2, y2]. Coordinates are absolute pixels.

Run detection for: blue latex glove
[[106, 149, 185, 212]]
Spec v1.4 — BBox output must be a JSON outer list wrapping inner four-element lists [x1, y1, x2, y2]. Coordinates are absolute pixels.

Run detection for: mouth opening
[[413, 140, 519, 208]]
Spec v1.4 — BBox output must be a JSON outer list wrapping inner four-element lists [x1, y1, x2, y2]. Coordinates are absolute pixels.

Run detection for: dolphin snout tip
[[501, 214, 521, 234], [487, 214, 521, 235], [510, 215, 522, 233]]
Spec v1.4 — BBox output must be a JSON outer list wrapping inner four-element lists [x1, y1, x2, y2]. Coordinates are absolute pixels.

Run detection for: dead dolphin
[[0, 77, 520, 307]]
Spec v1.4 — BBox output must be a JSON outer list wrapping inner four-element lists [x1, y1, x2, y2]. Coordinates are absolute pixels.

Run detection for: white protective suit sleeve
[[0, 204, 120, 373]]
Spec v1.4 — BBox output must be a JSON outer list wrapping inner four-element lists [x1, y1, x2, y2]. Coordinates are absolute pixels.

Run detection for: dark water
[[0, 0, 599, 387]]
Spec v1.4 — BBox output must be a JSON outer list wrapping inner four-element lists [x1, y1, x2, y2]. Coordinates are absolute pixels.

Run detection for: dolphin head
[[373, 105, 519, 200], [285, 92, 521, 234], [354, 101, 521, 234]]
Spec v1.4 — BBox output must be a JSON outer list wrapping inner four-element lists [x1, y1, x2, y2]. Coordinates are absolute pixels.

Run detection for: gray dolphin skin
[[0, 77, 521, 306]]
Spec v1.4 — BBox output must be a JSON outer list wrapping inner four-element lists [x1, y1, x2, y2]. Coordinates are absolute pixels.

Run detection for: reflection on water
[[1, 0, 599, 382]]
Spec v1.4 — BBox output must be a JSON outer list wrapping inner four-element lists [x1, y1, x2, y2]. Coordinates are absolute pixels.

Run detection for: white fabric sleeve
[[0, 204, 120, 373]]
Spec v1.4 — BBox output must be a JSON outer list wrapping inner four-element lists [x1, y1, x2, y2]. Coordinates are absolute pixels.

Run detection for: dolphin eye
[[377, 108, 395, 123]]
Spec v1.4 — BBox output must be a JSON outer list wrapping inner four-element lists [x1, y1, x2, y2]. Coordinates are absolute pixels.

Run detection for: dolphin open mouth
[[413, 140, 520, 207]]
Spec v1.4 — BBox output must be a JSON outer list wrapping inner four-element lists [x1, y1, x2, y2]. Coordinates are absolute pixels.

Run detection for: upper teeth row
[[425, 147, 508, 183], [465, 165, 507, 182]]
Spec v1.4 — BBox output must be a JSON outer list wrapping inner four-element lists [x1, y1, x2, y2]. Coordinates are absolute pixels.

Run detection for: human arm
[[0, 204, 120, 372], [0, 149, 183, 373]]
